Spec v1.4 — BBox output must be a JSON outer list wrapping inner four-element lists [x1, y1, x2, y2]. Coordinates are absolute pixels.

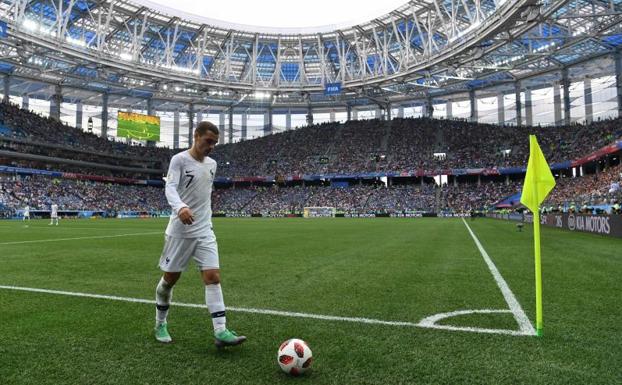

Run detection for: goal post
[[303, 207, 336, 218]]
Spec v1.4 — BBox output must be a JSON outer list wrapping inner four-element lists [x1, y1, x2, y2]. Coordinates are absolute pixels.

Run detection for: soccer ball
[[277, 338, 313, 376]]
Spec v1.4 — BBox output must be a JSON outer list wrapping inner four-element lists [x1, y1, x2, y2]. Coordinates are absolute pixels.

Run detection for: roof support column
[[173, 109, 180, 149], [524, 88, 533, 127], [286, 109, 292, 130], [562, 67, 571, 125], [584, 77, 593, 124], [425, 95, 433, 118], [497, 93, 505, 125], [146, 98, 155, 147], [241, 111, 247, 140], [75, 101, 82, 130], [615, 50, 622, 118], [265, 108, 273, 136], [188, 103, 195, 146], [553, 82, 562, 126], [514, 82, 522, 127], [218, 111, 225, 145], [50, 85, 62, 121], [228, 108, 233, 143], [469, 89, 477, 122], [101, 92, 108, 138], [3, 75, 10, 104], [22, 93, 29, 110], [446, 99, 452, 119], [147, 98, 154, 116], [346, 105, 352, 121]]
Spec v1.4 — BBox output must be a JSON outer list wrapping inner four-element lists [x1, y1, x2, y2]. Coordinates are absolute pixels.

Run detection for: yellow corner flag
[[520, 135, 556, 337]]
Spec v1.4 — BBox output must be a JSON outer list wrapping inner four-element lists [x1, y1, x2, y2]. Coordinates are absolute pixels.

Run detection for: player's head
[[193, 121, 219, 156]]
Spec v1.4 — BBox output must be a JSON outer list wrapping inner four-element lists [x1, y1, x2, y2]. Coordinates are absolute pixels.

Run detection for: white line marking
[[0, 232, 163, 245], [461, 218, 536, 336], [0, 285, 531, 336], [419, 309, 512, 325], [0, 226, 161, 231], [418, 309, 529, 336]]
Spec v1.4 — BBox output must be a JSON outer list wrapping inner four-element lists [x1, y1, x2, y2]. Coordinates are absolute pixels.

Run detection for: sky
[[137, 0, 408, 31]]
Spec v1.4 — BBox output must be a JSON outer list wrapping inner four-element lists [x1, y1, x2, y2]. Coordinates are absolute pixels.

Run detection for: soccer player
[[23, 205, 30, 221], [154, 121, 246, 348], [49, 203, 59, 226]]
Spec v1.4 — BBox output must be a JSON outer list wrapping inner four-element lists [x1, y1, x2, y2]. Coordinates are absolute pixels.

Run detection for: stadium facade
[[0, 0, 620, 148]]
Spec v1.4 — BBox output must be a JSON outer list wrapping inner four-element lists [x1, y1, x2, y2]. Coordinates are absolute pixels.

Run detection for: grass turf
[[0, 217, 620, 384]]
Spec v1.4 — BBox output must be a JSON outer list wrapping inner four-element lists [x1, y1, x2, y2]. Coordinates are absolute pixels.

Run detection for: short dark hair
[[195, 121, 219, 136]]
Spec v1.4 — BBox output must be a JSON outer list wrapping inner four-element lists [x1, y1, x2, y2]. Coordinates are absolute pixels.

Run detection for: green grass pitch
[[1, 217, 620, 384]]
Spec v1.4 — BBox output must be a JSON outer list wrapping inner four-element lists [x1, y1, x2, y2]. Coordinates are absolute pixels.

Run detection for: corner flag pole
[[520, 135, 555, 338], [532, 195, 543, 337]]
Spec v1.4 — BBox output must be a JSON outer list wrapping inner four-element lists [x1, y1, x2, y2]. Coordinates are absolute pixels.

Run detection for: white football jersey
[[24, 206, 30, 215], [51, 204, 58, 216], [164, 150, 217, 238]]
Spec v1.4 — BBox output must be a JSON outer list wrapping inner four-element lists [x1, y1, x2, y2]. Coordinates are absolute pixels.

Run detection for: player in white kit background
[[154, 121, 246, 347], [49, 203, 59, 226], [23, 205, 30, 221]]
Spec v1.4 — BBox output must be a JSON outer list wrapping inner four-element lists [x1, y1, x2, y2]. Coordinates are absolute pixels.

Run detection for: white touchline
[[461, 218, 537, 336], [0, 232, 163, 245], [0, 285, 532, 336]]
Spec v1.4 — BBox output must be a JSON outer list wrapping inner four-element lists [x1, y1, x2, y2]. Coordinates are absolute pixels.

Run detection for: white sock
[[155, 277, 173, 326], [205, 284, 226, 333]]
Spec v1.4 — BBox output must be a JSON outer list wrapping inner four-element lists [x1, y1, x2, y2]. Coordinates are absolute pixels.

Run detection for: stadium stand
[[1, 102, 621, 217]]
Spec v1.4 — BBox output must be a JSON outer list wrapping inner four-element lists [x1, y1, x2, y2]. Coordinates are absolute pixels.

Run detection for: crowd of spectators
[[2, 101, 622, 180], [0, 102, 172, 162], [442, 181, 522, 212], [212, 188, 258, 212], [1, 100, 622, 216], [0, 136, 162, 174], [215, 184, 438, 214], [2, 167, 621, 217], [0, 156, 156, 180], [366, 184, 437, 213], [0, 174, 169, 215], [544, 164, 622, 208], [211, 117, 622, 177]]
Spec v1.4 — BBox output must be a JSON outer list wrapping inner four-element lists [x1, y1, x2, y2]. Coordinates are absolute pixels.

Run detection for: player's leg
[[196, 237, 246, 347], [155, 271, 180, 325], [154, 236, 194, 343], [201, 269, 226, 332]]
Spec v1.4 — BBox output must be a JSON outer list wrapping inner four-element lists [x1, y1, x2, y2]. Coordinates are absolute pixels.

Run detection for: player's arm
[[165, 157, 194, 224]]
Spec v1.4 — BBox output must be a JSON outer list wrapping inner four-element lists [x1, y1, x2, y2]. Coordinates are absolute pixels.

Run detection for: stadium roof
[[0, 0, 620, 111], [136, 0, 409, 34]]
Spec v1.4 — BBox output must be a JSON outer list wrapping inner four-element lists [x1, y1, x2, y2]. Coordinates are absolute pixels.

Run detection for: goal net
[[303, 207, 336, 218]]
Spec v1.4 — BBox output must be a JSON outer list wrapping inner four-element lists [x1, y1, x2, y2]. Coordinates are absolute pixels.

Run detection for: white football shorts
[[159, 233, 219, 272]]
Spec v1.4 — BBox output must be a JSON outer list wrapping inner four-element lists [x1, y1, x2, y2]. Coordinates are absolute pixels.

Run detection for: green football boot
[[214, 329, 247, 348], [154, 322, 172, 343]]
